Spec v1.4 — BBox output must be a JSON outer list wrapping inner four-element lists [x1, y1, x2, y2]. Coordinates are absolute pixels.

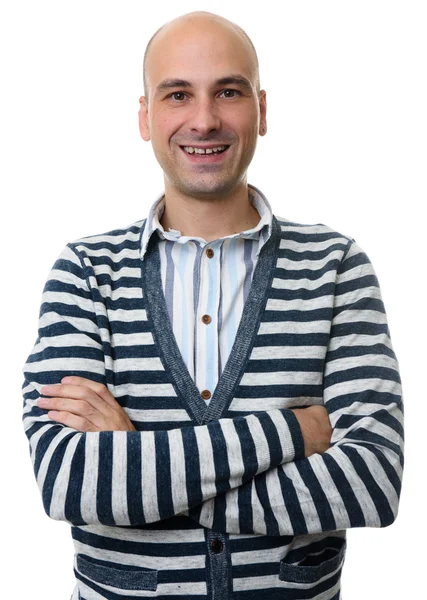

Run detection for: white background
[[1, 1, 425, 598]]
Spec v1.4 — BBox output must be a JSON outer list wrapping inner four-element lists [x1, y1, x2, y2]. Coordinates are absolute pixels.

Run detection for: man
[[22, 10, 403, 600]]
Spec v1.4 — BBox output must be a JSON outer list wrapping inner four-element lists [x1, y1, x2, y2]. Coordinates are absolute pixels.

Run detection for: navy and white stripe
[[22, 193, 404, 600]]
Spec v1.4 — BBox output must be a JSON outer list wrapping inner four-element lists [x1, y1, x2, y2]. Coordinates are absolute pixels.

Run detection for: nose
[[188, 95, 221, 136]]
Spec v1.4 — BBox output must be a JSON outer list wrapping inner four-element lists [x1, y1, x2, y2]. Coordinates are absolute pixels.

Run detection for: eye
[[169, 92, 187, 102], [219, 89, 240, 98]]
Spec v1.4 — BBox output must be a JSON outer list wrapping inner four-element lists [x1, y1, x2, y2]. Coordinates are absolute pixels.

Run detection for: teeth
[[183, 145, 227, 155]]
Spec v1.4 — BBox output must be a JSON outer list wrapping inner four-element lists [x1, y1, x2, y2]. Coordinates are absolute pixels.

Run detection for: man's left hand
[[38, 376, 137, 432]]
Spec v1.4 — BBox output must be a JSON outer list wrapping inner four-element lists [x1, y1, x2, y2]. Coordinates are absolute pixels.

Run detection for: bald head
[[142, 11, 260, 102]]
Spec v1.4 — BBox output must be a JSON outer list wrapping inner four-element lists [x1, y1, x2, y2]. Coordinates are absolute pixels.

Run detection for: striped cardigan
[[22, 212, 404, 600]]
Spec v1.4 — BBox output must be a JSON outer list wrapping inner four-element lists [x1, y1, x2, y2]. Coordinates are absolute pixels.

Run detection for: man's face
[[138, 22, 267, 199]]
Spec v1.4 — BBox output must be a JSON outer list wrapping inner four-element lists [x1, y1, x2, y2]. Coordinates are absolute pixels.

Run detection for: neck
[[159, 181, 260, 243]]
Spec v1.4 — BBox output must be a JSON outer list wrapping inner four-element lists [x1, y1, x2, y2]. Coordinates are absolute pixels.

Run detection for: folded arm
[[22, 244, 306, 526], [185, 241, 404, 536]]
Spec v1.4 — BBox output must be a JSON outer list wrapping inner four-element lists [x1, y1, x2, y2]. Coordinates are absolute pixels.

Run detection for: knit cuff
[[279, 408, 306, 461]]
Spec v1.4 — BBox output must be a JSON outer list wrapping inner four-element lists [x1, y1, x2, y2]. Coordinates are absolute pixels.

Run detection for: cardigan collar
[[140, 183, 273, 261], [140, 212, 281, 424]]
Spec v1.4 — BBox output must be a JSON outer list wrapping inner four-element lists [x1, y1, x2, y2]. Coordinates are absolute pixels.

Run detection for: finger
[[60, 376, 119, 408], [41, 383, 111, 415], [47, 410, 99, 432], [39, 396, 104, 428]]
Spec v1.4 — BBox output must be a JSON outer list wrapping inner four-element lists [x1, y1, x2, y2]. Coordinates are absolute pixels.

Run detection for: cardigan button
[[210, 538, 223, 553], [201, 314, 212, 324], [206, 248, 214, 258], [201, 389, 211, 400]]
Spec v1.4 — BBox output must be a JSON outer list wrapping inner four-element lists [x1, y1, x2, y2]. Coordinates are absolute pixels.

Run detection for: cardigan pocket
[[75, 553, 158, 596], [278, 538, 346, 598]]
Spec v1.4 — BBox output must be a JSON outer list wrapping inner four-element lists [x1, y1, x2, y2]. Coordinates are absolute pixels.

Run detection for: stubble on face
[[164, 133, 256, 202]]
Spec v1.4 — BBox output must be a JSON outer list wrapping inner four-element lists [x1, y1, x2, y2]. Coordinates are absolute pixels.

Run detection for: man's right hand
[[291, 405, 332, 457]]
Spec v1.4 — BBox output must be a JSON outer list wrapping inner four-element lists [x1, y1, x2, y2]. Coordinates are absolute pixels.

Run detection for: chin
[[181, 183, 236, 199], [171, 175, 241, 199]]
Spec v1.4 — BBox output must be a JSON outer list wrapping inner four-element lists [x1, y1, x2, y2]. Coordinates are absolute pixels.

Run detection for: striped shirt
[[140, 183, 272, 404], [22, 188, 404, 600]]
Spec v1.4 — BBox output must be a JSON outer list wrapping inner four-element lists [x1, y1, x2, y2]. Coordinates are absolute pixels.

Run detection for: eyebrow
[[155, 74, 253, 95]]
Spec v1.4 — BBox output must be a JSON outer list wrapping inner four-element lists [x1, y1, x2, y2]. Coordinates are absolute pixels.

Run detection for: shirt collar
[[140, 183, 273, 261]]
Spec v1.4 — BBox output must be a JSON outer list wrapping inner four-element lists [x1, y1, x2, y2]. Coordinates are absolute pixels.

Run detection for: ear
[[258, 89, 267, 136], [138, 96, 150, 141]]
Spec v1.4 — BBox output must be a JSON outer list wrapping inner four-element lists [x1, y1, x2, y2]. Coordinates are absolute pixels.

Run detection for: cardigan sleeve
[[186, 240, 404, 536], [22, 243, 305, 527]]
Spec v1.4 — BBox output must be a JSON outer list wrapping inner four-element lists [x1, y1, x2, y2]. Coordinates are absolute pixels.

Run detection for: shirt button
[[201, 314, 212, 324], [206, 248, 214, 258], [210, 538, 223, 553], [201, 389, 211, 400]]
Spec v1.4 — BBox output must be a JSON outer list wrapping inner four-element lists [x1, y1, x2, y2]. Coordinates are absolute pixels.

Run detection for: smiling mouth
[[180, 145, 230, 155]]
